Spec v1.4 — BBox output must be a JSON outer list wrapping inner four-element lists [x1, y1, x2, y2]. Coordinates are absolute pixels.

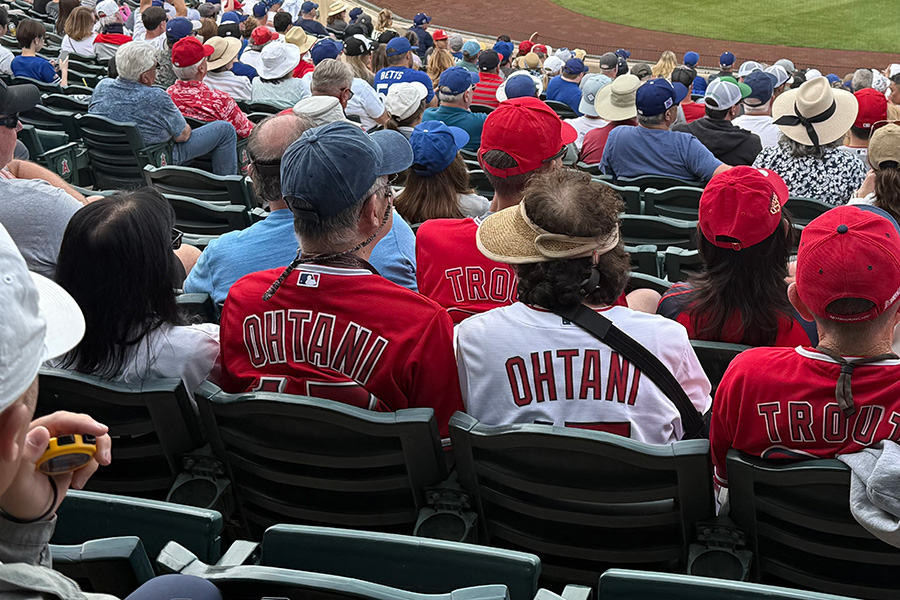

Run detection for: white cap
[[542, 55, 564, 75], [0, 224, 84, 412], [737, 61, 763, 78], [259, 41, 300, 80], [774, 58, 795, 75], [765, 64, 790, 88], [805, 68, 823, 80], [95, 0, 119, 17], [554, 48, 572, 62], [383, 81, 428, 121], [889, 64, 900, 79], [703, 77, 743, 109], [291, 95, 348, 127]]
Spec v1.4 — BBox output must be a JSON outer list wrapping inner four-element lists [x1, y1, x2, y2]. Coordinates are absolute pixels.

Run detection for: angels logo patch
[[297, 272, 320, 288]]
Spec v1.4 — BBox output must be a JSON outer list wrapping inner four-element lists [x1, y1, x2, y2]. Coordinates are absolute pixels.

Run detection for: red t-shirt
[[711, 347, 900, 487], [579, 120, 636, 165], [682, 102, 706, 123], [657, 282, 817, 348], [219, 263, 464, 438], [293, 60, 314, 78], [471, 72, 504, 109]]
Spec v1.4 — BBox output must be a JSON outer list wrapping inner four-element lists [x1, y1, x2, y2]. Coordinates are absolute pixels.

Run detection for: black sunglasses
[[0, 113, 18, 129], [171, 228, 183, 250]]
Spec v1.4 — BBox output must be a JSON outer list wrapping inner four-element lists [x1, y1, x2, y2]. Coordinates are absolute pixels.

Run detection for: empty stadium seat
[[51, 536, 154, 597], [643, 186, 704, 220], [259, 524, 541, 600], [164, 193, 259, 238], [11, 75, 61, 94], [620, 214, 697, 250], [195, 382, 448, 537], [20, 104, 80, 140], [689, 341, 749, 394], [237, 101, 282, 114], [727, 451, 900, 599], [36, 367, 205, 499], [42, 93, 90, 113], [16, 123, 83, 183], [625, 244, 661, 278], [664, 247, 702, 282], [575, 162, 604, 176], [597, 569, 863, 600], [615, 175, 703, 190], [596, 180, 641, 214], [450, 412, 715, 586], [176, 292, 220, 324], [53, 490, 223, 564], [143, 164, 256, 209], [544, 100, 578, 119], [625, 272, 672, 296], [786, 197, 832, 226]]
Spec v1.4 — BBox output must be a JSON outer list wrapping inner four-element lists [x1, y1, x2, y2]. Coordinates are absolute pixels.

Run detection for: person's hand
[[0, 412, 111, 521], [855, 170, 876, 200]]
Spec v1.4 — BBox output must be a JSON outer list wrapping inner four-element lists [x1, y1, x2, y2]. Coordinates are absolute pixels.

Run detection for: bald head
[[247, 114, 313, 208]]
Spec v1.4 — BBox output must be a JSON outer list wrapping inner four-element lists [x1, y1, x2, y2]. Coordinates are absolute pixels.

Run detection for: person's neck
[[816, 330, 894, 357], [303, 242, 373, 262], [640, 122, 669, 131], [846, 132, 868, 148], [743, 107, 772, 117], [489, 193, 521, 212], [146, 29, 163, 40], [269, 199, 288, 211], [442, 100, 467, 109], [21, 48, 36, 57]]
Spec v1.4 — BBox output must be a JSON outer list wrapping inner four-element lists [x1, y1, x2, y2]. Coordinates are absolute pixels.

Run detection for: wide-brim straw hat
[[206, 36, 242, 70], [772, 77, 858, 147], [328, 1, 347, 16], [285, 27, 316, 54], [594, 73, 640, 121], [476, 202, 619, 264]]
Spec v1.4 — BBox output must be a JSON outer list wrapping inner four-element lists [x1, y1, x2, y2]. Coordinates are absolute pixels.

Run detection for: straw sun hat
[[772, 76, 859, 148]]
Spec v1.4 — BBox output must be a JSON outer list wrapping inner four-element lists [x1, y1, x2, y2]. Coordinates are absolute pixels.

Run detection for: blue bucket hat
[[410, 122, 469, 177], [438, 66, 479, 95]]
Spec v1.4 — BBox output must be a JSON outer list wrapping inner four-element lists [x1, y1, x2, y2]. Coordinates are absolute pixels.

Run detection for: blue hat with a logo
[[310, 38, 343, 64], [252, 2, 267, 17], [410, 122, 469, 177], [743, 70, 774, 105], [615, 48, 631, 59], [300, 1, 317, 13], [413, 12, 431, 25], [636, 78, 688, 116], [166, 17, 195, 42], [220, 10, 247, 22], [386, 36, 416, 57], [282, 122, 413, 222], [684, 51, 699, 66], [720, 51, 735, 66], [438, 65, 478, 95], [504, 74, 538, 99], [562, 58, 589, 76]]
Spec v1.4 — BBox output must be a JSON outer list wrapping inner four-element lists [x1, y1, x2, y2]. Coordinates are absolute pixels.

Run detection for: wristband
[[0, 477, 58, 524]]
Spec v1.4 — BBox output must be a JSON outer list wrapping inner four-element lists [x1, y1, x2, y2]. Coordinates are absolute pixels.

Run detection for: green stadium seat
[[643, 186, 704, 220], [195, 381, 448, 538], [595, 179, 641, 214], [625, 244, 661, 278], [597, 569, 864, 600], [67, 68, 103, 88], [469, 169, 495, 199], [74, 113, 173, 189], [36, 367, 205, 499], [450, 413, 715, 586], [20, 104, 80, 139], [575, 161, 603, 176], [786, 196, 832, 226], [620, 214, 697, 249], [259, 524, 541, 600], [663, 247, 702, 282], [11, 75, 61, 93], [460, 148, 478, 161], [689, 341, 749, 395], [727, 451, 900, 599], [544, 100, 578, 119], [51, 536, 154, 597], [176, 292, 220, 324], [53, 490, 223, 565], [163, 193, 257, 236], [159, 541, 512, 600], [470, 104, 495, 114], [16, 123, 82, 184], [42, 93, 90, 113], [143, 164, 256, 209], [625, 271, 672, 295], [615, 175, 703, 190], [246, 111, 272, 124], [237, 100, 281, 114]]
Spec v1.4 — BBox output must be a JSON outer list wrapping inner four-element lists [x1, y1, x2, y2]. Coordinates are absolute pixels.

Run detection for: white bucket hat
[[259, 41, 300, 80]]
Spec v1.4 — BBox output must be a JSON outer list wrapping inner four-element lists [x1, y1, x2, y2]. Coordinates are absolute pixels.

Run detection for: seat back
[[663, 247, 702, 282], [625, 244, 661, 278], [143, 164, 254, 209], [36, 367, 204, 498], [468, 169, 495, 199], [689, 341, 749, 395], [615, 175, 703, 190], [261, 525, 540, 600], [450, 413, 715, 586], [20, 104, 80, 139], [727, 451, 900, 599], [625, 272, 672, 296], [544, 100, 578, 119], [196, 382, 447, 537], [786, 197, 832, 226], [53, 490, 223, 564], [164, 193, 252, 235], [43, 92, 91, 113], [469, 104, 494, 114], [595, 179, 641, 214], [11, 75, 61, 93], [51, 536, 155, 598], [597, 569, 863, 600], [75, 113, 172, 189], [620, 214, 697, 250], [643, 186, 704, 220]]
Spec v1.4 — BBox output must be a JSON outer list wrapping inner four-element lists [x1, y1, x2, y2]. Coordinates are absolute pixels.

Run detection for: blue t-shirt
[[88, 77, 186, 145], [297, 18, 329, 37], [545, 76, 583, 115], [422, 105, 487, 152], [599, 126, 723, 182], [373, 67, 435, 104], [184, 208, 418, 303], [11, 55, 58, 84]]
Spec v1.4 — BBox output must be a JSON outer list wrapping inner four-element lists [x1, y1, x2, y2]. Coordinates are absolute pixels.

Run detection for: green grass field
[[551, 0, 898, 53]]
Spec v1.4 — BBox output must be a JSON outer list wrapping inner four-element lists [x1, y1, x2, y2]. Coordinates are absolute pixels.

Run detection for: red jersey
[[658, 282, 817, 347], [219, 263, 464, 438], [681, 102, 706, 123], [711, 346, 900, 488], [293, 60, 314, 79], [471, 72, 504, 109], [579, 120, 636, 165]]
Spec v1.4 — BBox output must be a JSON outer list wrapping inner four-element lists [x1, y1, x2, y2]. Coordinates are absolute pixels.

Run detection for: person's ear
[[0, 392, 35, 464], [788, 282, 816, 322]]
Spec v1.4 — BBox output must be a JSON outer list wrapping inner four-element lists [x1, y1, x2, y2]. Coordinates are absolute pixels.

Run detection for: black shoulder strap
[[554, 303, 706, 439]]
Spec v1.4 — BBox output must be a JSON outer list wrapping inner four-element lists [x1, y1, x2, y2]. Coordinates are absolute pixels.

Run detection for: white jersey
[[733, 114, 780, 148], [565, 115, 608, 151], [456, 303, 712, 444], [345, 77, 386, 131]]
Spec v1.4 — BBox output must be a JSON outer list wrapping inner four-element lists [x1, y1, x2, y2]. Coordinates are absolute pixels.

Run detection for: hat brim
[[772, 86, 858, 146], [495, 71, 542, 102], [1, 83, 40, 115], [207, 37, 242, 70], [31, 272, 85, 361], [288, 33, 316, 54], [476, 204, 548, 264], [593, 81, 637, 121], [447, 125, 470, 151], [370, 129, 414, 176]]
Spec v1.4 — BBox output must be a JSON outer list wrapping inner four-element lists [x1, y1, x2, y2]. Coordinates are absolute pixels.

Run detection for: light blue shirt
[[599, 126, 723, 182], [184, 208, 418, 303]]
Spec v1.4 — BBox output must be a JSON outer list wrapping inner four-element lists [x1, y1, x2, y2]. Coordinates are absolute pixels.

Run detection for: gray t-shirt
[[89, 77, 186, 145], [0, 178, 82, 278]]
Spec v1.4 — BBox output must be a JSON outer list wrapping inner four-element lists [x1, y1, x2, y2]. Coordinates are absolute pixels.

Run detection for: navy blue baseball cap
[[386, 37, 416, 57], [310, 38, 343, 64], [493, 40, 513, 61], [413, 12, 431, 25], [691, 75, 708, 98], [615, 48, 631, 59], [438, 65, 478, 95], [252, 1, 267, 16], [743, 70, 774, 106], [684, 51, 699, 66], [410, 122, 469, 177], [166, 17, 197, 42], [636, 78, 688, 116], [562, 58, 589, 76], [220, 10, 247, 22], [504, 74, 538, 99], [349, 7, 362, 21], [720, 51, 735, 66], [282, 122, 414, 222], [300, 1, 317, 12]]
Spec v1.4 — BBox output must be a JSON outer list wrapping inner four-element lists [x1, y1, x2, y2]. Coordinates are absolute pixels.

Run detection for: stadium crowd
[[2, 0, 900, 596]]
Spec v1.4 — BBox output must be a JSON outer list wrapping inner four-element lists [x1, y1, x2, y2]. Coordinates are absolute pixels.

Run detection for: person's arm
[[174, 123, 192, 142], [712, 164, 732, 177], [171, 0, 187, 17], [139, 0, 152, 11], [373, 109, 389, 125], [58, 56, 67, 87], [6, 160, 87, 203]]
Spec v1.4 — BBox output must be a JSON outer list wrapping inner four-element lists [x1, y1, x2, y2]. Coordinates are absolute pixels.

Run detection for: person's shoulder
[[1, 178, 82, 209], [728, 345, 797, 373], [417, 216, 477, 240], [658, 282, 695, 317]]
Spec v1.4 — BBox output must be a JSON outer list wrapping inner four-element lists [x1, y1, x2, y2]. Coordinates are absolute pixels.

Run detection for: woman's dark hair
[[55, 188, 184, 378], [516, 170, 630, 309], [56, 0, 81, 38], [394, 153, 474, 223], [874, 165, 900, 223], [16, 19, 46, 49], [687, 214, 795, 346]]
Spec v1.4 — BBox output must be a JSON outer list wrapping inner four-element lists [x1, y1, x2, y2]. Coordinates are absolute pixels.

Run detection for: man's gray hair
[[852, 68, 873, 92], [172, 60, 204, 81], [438, 90, 465, 104], [311, 58, 353, 97], [115, 41, 159, 81], [98, 14, 119, 29], [293, 175, 386, 249], [247, 114, 314, 205], [637, 112, 667, 127]]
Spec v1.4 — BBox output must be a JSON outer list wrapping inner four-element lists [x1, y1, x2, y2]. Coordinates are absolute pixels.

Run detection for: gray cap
[[774, 58, 795, 75], [448, 34, 463, 53], [598, 51, 618, 70]]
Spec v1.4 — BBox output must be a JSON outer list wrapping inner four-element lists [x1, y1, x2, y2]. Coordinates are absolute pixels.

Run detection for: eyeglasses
[[543, 146, 567, 163], [0, 114, 18, 129], [342, 87, 355, 100], [171, 228, 183, 250]]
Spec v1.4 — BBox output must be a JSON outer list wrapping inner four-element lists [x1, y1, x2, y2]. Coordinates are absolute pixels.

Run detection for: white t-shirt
[[60, 34, 98, 58], [204, 70, 253, 101], [733, 114, 780, 148], [131, 8, 146, 41], [346, 78, 386, 130], [138, 33, 167, 50], [457, 303, 712, 444], [457, 192, 490, 218], [0, 46, 13, 75], [565, 115, 608, 151]]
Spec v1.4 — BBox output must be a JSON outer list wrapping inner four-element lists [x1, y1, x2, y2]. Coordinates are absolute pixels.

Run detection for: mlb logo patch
[[297, 272, 320, 288]]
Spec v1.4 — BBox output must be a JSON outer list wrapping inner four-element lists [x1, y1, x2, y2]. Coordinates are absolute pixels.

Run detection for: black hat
[[0, 81, 39, 116], [478, 49, 500, 72], [344, 33, 374, 57]]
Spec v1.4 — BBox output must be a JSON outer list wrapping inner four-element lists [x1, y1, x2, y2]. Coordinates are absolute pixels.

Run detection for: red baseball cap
[[532, 44, 547, 54], [172, 36, 215, 68], [518, 40, 534, 54], [699, 166, 789, 251], [797, 205, 900, 322], [478, 97, 577, 178], [432, 29, 449, 41], [853, 87, 888, 130], [251, 25, 278, 46]]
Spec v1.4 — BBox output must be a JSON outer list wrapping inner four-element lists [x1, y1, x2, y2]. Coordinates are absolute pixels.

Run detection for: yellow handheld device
[[36, 434, 97, 475]]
